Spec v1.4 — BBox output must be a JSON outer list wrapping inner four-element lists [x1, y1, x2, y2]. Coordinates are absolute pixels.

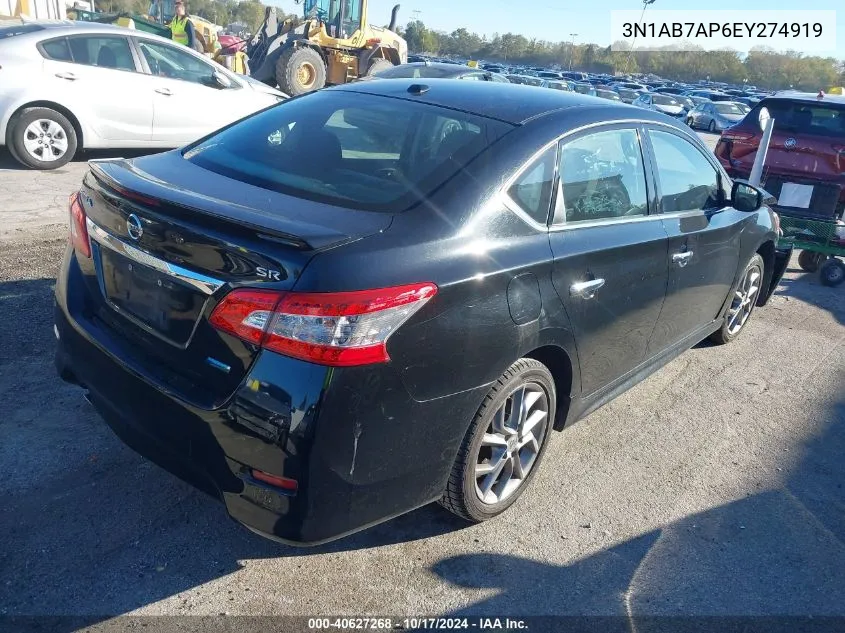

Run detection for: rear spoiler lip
[[87, 159, 315, 251]]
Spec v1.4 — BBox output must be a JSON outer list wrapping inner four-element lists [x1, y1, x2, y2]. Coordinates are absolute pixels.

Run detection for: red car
[[715, 92, 845, 221], [218, 33, 247, 54]]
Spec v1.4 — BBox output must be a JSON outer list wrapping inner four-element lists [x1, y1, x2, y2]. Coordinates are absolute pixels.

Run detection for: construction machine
[[246, 0, 407, 96]]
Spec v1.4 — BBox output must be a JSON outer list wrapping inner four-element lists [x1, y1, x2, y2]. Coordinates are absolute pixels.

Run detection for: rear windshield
[[757, 99, 845, 137], [715, 102, 745, 115], [653, 94, 679, 106], [183, 90, 512, 211]]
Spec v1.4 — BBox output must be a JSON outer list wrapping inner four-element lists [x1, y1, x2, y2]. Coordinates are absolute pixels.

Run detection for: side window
[[557, 128, 648, 223], [67, 36, 135, 71], [341, 0, 362, 37], [138, 40, 216, 87], [507, 145, 556, 225], [40, 37, 72, 62], [649, 129, 721, 213]]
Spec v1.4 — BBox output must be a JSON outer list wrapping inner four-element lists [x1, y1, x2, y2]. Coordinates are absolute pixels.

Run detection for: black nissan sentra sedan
[[55, 79, 790, 545]]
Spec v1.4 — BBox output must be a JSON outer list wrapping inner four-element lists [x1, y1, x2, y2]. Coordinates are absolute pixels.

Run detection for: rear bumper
[[55, 302, 484, 544], [54, 250, 487, 545], [723, 167, 845, 220]]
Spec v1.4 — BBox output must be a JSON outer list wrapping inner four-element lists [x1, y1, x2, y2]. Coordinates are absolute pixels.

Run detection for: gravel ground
[[0, 135, 844, 628]]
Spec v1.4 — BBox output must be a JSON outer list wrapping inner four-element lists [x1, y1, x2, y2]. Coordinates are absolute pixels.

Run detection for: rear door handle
[[672, 251, 694, 267], [55, 72, 77, 80], [570, 278, 605, 299], [155, 87, 172, 96]]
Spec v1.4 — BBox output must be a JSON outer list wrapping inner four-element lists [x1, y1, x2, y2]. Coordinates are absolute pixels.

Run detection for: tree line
[[402, 20, 845, 90]]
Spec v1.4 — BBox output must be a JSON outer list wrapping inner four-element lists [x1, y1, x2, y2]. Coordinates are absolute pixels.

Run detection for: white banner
[[610, 10, 837, 54]]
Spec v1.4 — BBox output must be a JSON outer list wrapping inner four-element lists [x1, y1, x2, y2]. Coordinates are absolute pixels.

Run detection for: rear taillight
[[251, 469, 298, 493], [209, 283, 438, 367], [68, 192, 91, 258]]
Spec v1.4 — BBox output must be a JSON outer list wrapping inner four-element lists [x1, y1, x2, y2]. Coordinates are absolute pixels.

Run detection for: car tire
[[710, 253, 765, 345], [797, 250, 825, 273], [819, 258, 845, 287], [439, 358, 556, 523], [708, 120, 716, 133], [9, 107, 77, 170], [365, 57, 394, 77], [275, 46, 326, 96]]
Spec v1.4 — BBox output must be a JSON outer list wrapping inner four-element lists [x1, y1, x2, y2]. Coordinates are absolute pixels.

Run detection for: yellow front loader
[[246, 0, 407, 96]]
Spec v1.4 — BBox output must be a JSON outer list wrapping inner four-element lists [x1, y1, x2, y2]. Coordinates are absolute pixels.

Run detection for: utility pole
[[626, 0, 655, 73], [568, 33, 577, 71]]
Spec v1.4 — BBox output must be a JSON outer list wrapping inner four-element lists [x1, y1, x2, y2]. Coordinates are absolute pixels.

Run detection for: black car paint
[[55, 80, 787, 545]]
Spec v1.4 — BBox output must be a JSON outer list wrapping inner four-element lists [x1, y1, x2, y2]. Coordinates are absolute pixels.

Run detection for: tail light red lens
[[208, 289, 280, 346], [210, 282, 438, 367], [68, 192, 91, 258], [251, 469, 298, 492]]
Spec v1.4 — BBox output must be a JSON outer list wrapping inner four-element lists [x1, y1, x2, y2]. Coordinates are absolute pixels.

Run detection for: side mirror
[[213, 70, 233, 89], [731, 180, 764, 212]]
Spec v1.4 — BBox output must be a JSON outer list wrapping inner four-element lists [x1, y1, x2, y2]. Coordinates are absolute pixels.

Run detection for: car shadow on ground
[[1, 276, 843, 627], [776, 271, 845, 326], [430, 396, 845, 625]]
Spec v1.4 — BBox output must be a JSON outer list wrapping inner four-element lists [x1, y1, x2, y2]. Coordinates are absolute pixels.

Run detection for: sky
[[270, 0, 843, 59]]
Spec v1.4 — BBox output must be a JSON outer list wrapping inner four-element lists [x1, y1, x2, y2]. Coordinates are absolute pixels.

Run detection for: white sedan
[[0, 21, 286, 169]]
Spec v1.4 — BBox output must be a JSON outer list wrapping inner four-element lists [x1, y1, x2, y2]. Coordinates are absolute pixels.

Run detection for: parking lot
[[1, 132, 844, 623]]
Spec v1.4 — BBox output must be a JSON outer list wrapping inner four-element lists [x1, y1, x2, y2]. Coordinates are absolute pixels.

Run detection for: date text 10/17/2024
[[307, 618, 529, 630]]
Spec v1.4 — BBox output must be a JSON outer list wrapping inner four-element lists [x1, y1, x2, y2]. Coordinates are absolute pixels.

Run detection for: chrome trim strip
[[86, 218, 225, 295], [548, 209, 711, 232]]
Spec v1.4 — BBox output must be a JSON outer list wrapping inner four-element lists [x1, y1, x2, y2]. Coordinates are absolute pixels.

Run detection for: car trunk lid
[[77, 153, 392, 407]]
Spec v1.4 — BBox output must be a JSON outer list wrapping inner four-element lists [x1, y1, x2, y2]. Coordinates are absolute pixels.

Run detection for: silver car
[[631, 92, 686, 120], [0, 21, 286, 169], [545, 80, 574, 92], [686, 101, 747, 132]]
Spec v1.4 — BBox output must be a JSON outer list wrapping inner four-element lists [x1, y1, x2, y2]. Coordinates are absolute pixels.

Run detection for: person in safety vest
[[169, 2, 196, 49]]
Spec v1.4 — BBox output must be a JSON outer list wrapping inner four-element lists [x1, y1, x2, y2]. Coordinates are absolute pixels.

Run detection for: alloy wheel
[[727, 263, 762, 335], [22, 119, 68, 162], [474, 382, 549, 505]]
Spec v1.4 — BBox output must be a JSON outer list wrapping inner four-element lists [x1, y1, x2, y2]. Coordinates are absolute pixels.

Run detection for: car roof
[[766, 91, 845, 105], [0, 19, 166, 39], [334, 78, 656, 125]]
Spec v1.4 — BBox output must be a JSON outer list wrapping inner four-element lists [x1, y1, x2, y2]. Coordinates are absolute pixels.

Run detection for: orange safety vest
[[170, 16, 189, 46]]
